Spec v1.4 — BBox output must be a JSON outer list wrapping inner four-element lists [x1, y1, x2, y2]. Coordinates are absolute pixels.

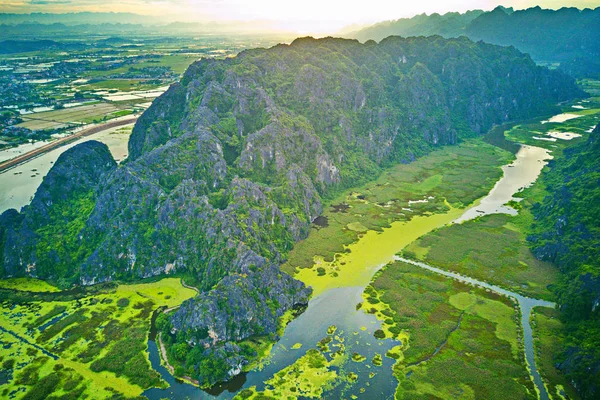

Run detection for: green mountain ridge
[[347, 6, 600, 79], [528, 123, 600, 397], [0, 35, 583, 384]]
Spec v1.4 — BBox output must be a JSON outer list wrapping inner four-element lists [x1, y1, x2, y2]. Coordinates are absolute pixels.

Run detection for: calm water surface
[[454, 144, 551, 223], [144, 285, 400, 399]]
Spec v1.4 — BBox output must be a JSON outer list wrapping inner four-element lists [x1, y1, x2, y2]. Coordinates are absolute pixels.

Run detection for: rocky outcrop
[[172, 264, 310, 344], [529, 124, 600, 270], [0, 140, 116, 280], [168, 264, 310, 385]]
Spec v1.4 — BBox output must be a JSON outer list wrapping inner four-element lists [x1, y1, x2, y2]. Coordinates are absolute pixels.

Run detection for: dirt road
[[0, 116, 138, 173]]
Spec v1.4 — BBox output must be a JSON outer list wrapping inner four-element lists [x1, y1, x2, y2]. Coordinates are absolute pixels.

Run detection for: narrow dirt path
[[157, 332, 200, 386]]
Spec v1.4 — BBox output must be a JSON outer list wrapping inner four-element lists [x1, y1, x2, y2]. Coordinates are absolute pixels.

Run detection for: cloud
[[1, 0, 598, 33], [28, 0, 72, 4]]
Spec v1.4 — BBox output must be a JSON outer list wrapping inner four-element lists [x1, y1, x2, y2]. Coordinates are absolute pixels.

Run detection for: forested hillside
[[529, 123, 600, 398], [345, 9, 485, 41]]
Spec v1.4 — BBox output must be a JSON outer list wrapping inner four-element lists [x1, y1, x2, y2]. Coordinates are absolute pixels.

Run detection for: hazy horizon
[[1, 1, 598, 34]]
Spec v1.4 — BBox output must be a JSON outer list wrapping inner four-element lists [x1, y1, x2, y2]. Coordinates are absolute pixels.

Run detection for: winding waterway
[[396, 257, 555, 400], [143, 137, 555, 399], [143, 138, 555, 399], [454, 144, 551, 224]]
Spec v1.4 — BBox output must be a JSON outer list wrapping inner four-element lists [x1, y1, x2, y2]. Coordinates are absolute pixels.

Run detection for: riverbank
[[0, 115, 138, 173], [0, 120, 134, 213], [235, 106, 591, 399], [152, 279, 201, 387], [157, 332, 200, 386], [214, 138, 529, 399]]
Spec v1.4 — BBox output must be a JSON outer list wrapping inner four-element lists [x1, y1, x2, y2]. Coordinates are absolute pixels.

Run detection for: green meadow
[[366, 260, 534, 399]]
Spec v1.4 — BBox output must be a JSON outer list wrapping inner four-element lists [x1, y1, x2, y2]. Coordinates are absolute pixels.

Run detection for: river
[[143, 140, 554, 399], [453, 144, 551, 224], [0, 124, 132, 213], [145, 287, 400, 400]]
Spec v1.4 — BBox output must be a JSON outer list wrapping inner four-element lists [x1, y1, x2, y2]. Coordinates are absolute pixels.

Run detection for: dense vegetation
[[0, 36, 582, 385], [528, 123, 600, 398], [348, 6, 600, 79], [403, 213, 558, 299], [367, 261, 534, 399]]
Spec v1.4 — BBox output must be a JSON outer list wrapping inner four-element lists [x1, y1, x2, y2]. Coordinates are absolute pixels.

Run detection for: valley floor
[[234, 95, 599, 399], [1, 94, 598, 399]]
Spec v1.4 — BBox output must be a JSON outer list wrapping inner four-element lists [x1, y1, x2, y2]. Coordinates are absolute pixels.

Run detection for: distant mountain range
[[0, 20, 297, 39], [0, 39, 89, 54], [2, 7, 599, 77], [0, 12, 159, 25], [345, 6, 600, 78]]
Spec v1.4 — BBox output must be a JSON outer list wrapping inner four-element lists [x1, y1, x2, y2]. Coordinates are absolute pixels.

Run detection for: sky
[[0, 0, 598, 33]]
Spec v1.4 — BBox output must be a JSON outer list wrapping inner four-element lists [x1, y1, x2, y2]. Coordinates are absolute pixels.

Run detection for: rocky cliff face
[[529, 123, 600, 276], [0, 36, 584, 382], [0, 141, 116, 281]]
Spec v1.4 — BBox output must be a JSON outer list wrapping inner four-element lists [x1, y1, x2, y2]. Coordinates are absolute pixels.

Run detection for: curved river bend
[[143, 143, 554, 400]]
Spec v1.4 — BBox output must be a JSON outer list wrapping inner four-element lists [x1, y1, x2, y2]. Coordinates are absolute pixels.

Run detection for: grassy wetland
[[363, 98, 600, 399], [2, 92, 598, 399], [282, 139, 514, 284], [265, 97, 600, 399], [0, 277, 196, 399], [366, 260, 535, 399]]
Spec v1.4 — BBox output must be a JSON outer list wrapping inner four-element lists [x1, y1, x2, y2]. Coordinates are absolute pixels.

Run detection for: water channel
[[396, 257, 555, 400], [143, 141, 555, 399]]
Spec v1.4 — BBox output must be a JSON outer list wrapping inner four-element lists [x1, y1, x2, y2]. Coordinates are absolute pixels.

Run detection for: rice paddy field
[[578, 79, 600, 97], [400, 97, 600, 302], [81, 54, 201, 80], [402, 212, 558, 300], [16, 103, 132, 130], [362, 102, 596, 398]]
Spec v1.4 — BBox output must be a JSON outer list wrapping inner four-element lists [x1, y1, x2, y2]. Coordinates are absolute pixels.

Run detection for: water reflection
[[144, 286, 399, 400], [454, 145, 551, 224]]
